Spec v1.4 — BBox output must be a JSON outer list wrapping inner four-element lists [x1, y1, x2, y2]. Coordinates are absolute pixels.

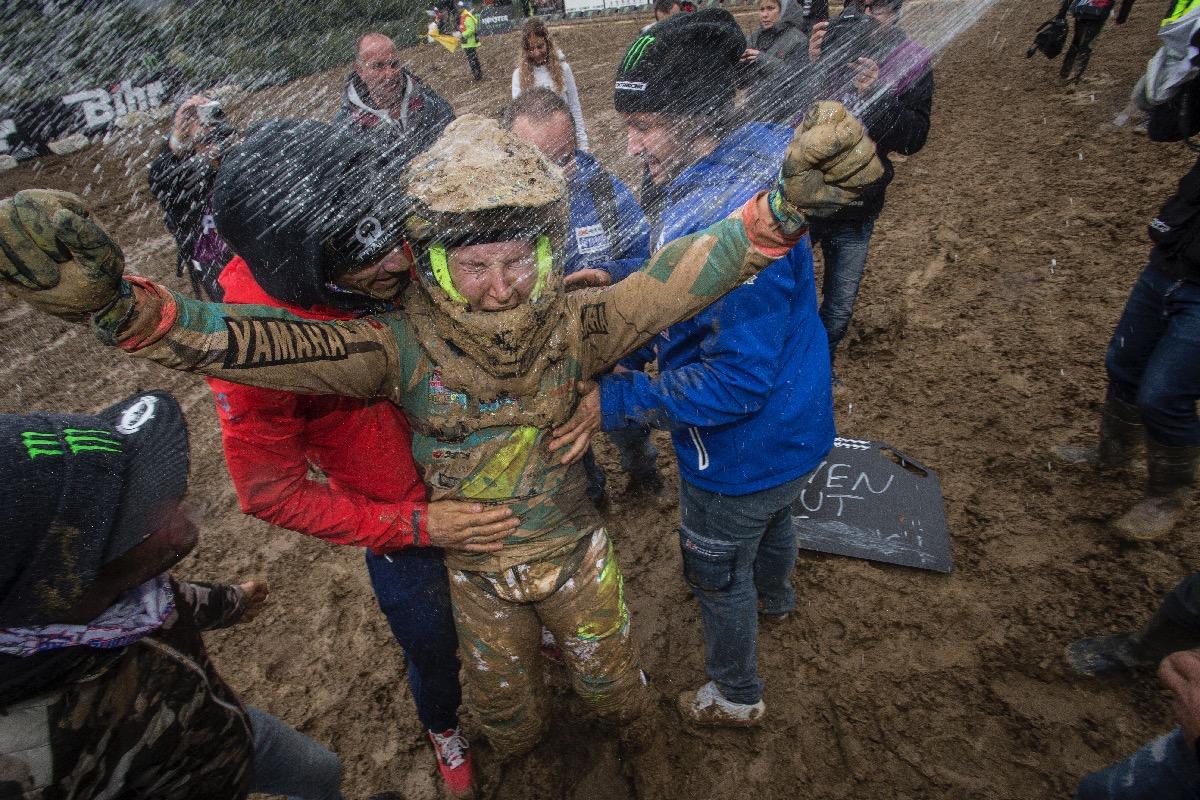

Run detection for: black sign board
[[479, 5, 516, 35], [791, 437, 953, 573]]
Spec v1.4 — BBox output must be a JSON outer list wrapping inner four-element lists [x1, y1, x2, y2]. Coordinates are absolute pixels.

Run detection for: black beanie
[[614, 7, 746, 116], [0, 391, 189, 627], [213, 119, 410, 311]]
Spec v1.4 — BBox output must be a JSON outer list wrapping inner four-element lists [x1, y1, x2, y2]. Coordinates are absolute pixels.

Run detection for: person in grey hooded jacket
[[740, 0, 810, 123]]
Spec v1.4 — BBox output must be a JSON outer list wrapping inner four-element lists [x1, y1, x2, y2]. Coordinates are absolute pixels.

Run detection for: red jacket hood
[[218, 256, 358, 321]]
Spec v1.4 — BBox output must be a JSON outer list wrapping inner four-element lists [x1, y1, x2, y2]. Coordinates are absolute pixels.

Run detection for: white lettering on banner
[[0, 119, 15, 153], [63, 88, 113, 130], [63, 79, 167, 132]]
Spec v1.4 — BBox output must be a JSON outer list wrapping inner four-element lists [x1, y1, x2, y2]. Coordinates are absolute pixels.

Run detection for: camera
[[821, 10, 875, 63]]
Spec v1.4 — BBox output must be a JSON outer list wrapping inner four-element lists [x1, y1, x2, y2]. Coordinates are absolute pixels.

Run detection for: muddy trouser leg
[[1106, 265, 1200, 449], [609, 428, 659, 478], [1061, 21, 1084, 77], [1161, 573, 1200, 631], [679, 474, 808, 705], [582, 447, 608, 506], [1071, 18, 1106, 80], [465, 47, 482, 80], [811, 216, 877, 365], [753, 496, 801, 617], [448, 570, 546, 757], [537, 530, 649, 724], [365, 549, 463, 733]]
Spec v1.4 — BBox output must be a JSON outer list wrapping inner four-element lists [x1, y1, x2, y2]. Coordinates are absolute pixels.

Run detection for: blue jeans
[[1076, 727, 1200, 799], [365, 547, 462, 732], [678, 473, 807, 705], [247, 705, 343, 800], [1105, 266, 1200, 447], [811, 217, 878, 363]]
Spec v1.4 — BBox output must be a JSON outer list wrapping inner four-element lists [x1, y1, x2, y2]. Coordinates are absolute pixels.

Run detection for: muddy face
[[447, 241, 539, 311]]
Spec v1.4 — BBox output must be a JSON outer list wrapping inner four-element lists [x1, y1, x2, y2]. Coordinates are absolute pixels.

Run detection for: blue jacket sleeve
[[616, 341, 656, 374], [599, 176, 651, 283], [599, 271, 790, 432]]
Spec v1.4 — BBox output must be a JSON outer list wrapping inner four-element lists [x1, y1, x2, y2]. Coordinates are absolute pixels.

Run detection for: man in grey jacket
[[335, 32, 455, 163]]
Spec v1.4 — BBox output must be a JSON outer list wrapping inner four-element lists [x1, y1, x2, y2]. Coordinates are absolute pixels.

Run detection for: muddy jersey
[[122, 196, 798, 572]]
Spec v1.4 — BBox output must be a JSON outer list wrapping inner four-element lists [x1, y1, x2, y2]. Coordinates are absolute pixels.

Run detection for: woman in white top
[[511, 19, 589, 151]]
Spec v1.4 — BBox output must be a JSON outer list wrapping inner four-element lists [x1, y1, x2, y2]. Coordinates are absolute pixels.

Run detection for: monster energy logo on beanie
[[622, 35, 656, 70], [613, 8, 747, 116]]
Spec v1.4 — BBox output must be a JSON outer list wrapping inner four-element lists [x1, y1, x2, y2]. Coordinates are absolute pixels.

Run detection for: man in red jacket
[[196, 119, 519, 798]]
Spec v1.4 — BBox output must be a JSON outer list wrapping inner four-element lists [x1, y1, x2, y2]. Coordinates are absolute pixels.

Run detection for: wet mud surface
[[2, 0, 1198, 796]]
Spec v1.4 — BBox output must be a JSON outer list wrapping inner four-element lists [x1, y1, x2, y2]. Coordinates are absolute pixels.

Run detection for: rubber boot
[[1112, 439, 1200, 542], [1053, 395, 1142, 469], [1066, 604, 1200, 676]]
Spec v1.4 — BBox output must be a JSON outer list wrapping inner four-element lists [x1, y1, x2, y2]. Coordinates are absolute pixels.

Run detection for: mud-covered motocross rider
[[0, 103, 883, 757]]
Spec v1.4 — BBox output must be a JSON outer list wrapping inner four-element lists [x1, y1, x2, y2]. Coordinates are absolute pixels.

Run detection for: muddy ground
[[2, 0, 1198, 797]]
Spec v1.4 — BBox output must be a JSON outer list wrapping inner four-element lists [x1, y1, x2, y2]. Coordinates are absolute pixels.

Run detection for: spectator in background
[[457, 1, 484, 81], [740, 0, 810, 123], [148, 94, 236, 302], [503, 86, 656, 506], [336, 32, 455, 161], [806, 0, 932, 377], [512, 19, 589, 150], [1060, 0, 1135, 83], [0, 392, 351, 800], [793, 0, 830, 34], [644, 0, 681, 30]]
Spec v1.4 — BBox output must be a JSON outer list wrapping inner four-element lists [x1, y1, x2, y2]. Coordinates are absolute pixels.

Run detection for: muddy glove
[[0, 190, 133, 339], [768, 101, 885, 233]]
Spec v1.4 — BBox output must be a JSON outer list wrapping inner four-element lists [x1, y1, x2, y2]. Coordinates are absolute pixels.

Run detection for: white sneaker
[[677, 681, 765, 727]]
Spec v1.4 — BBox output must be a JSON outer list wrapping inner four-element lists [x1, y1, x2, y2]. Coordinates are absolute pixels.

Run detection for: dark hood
[[213, 118, 410, 311]]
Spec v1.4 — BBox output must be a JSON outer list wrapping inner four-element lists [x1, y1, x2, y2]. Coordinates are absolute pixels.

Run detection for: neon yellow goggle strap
[[429, 243, 467, 304], [531, 235, 552, 301], [428, 236, 554, 305]]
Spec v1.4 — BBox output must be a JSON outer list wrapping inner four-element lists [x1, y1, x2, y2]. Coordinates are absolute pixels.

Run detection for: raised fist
[[0, 190, 125, 322], [778, 101, 885, 219]]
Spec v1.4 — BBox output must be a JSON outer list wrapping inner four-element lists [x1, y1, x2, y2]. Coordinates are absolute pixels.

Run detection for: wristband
[[767, 180, 807, 237], [91, 280, 135, 346]]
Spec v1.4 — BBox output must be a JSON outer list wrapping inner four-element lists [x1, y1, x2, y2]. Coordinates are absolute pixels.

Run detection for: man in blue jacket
[[556, 9, 836, 727], [504, 87, 662, 505]]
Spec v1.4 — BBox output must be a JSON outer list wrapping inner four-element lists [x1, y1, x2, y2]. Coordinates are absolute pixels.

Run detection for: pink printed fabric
[[878, 39, 932, 96], [0, 575, 175, 657]]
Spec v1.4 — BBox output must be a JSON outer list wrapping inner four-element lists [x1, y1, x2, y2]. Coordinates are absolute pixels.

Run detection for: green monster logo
[[21, 429, 122, 459], [622, 35, 655, 71]]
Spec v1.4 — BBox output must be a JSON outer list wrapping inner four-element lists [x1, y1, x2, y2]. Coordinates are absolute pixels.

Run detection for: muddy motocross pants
[[448, 529, 648, 757]]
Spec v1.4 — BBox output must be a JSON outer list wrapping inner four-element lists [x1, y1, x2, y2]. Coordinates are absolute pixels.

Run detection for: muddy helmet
[[403, 113, 567, 308]]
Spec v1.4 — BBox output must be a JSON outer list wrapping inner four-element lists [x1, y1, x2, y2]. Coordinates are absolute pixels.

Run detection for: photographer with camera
[[1054, 0, 1200, 542], [805, 0, 932, 376], [147, 94, 237, 301]]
